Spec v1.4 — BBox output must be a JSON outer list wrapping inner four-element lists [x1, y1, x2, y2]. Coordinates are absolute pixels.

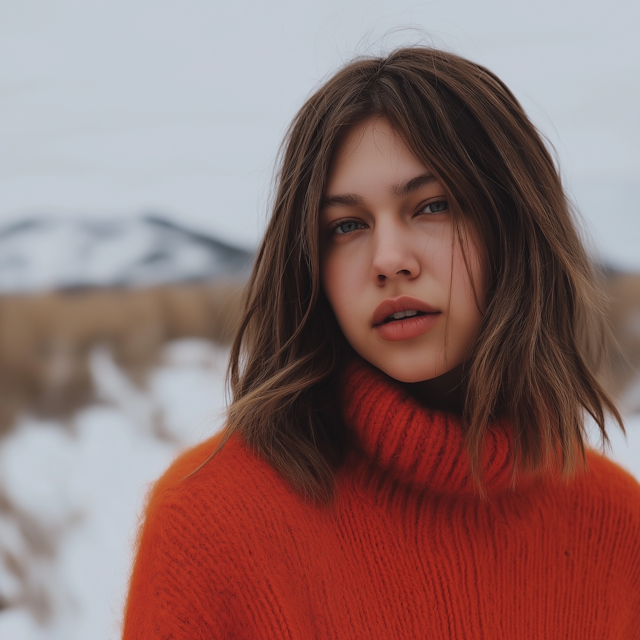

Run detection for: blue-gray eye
[[334, 221, 363, 234], [422, 200, 448, 214]]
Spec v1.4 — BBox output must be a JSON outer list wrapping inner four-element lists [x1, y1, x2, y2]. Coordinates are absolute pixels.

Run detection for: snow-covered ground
[[606, 417, 640, 482], [0, 339, 637, 640], [0, 339, 229, 640]]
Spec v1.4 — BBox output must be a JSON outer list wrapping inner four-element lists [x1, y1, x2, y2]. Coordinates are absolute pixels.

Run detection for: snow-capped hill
[[0, 215, 254, 294]]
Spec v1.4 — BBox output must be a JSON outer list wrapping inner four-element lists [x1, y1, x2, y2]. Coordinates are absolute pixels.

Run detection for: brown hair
[[219, 47, 622, 501]]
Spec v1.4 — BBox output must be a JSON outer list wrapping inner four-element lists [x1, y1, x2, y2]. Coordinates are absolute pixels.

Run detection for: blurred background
[[0, 0, 639, 637]]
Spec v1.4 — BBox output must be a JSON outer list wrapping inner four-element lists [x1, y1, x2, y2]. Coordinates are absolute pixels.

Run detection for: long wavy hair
[[215, 47, 622, 501]]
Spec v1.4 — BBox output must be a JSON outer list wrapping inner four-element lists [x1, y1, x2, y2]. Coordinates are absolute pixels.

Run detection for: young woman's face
[[320, 117, 486, 383]]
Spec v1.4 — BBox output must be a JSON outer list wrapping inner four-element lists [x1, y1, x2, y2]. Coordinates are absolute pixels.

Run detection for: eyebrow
[[391, 173, 437, 197], [321, 173, 438, 209]]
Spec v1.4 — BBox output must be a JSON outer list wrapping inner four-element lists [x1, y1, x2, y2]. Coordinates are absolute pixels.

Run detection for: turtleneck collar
[[340, 358, 535, 497]]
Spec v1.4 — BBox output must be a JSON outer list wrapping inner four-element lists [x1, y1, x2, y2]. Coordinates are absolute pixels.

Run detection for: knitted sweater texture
[[122, 361, 640, 639]]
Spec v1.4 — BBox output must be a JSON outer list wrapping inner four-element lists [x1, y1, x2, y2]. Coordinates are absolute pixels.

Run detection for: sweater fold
[[341, 358, 523, 495]]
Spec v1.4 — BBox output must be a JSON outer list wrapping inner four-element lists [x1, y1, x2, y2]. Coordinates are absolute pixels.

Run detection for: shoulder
[[149, 430, 271, 500], [547, 450, 640, 549], [140, 430, 307, 548], [569, 450, 640, 554], [124, 433, 311, 637], [584, 449, 640, 508]]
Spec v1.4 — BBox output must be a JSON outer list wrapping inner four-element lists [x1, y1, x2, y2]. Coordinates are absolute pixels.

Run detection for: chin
[[382, 369, 439, 384], [364, 349, 462, 384], [368, 359, 444, 384]]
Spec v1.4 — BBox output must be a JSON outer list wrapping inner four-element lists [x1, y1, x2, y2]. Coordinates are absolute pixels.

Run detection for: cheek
[[320, 247, 373, 348], [320, 250, 349, 325], [448, 240, 486, 342]]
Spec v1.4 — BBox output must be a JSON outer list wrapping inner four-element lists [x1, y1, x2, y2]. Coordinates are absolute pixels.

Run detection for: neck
[[404, 362, 467, 415]]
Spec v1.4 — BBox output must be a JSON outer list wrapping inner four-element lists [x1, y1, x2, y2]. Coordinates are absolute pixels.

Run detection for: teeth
[[389, 310, 418, 320]]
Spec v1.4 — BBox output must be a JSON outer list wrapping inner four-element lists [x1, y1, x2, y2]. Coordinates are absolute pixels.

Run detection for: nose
[[371, 224, 421, 284]]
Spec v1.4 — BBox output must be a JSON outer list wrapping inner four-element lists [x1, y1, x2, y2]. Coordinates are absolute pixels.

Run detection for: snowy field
[[0, 339, 230, 639]]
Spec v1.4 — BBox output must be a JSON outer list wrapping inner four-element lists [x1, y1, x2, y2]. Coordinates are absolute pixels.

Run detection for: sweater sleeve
[[121, 439, 305, 640], [121, 482, 242, 639], [621, 506, 640, 639], [618, 470, 640, 639], [588, 452, 640, 639]]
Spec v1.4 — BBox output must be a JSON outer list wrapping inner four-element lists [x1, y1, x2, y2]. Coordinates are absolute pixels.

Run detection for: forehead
[[325, 117, 428, 194]]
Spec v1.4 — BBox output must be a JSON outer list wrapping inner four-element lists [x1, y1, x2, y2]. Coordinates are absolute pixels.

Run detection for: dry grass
[[0, 281, 245, 432]]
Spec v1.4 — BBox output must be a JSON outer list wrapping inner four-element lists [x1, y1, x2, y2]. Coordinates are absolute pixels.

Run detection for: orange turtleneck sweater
[[122, 361, 640, 639]]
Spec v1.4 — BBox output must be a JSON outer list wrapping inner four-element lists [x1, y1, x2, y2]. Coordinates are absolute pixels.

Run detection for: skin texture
[[320, 117, 486, 389]]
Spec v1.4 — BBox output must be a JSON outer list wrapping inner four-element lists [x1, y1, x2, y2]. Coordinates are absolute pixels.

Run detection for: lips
[[372, 296, 439, 327], [372, 296, 441, 342]]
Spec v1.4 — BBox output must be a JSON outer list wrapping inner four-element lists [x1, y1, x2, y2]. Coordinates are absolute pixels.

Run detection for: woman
[[122, 47, 640, 639]]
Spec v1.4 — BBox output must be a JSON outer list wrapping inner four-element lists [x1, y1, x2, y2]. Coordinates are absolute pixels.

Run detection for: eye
[[419, 199, 449, 215], [333, 220, 366, 235]]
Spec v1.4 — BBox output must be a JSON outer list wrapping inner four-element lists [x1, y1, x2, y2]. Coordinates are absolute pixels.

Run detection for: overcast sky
[[1, 0, 639, 267]]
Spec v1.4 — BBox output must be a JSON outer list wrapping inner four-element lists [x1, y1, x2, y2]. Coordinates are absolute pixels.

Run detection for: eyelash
[[329, 199, 449, 235], [331, 220, 366, 235], [419, 199, 449, 215]]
